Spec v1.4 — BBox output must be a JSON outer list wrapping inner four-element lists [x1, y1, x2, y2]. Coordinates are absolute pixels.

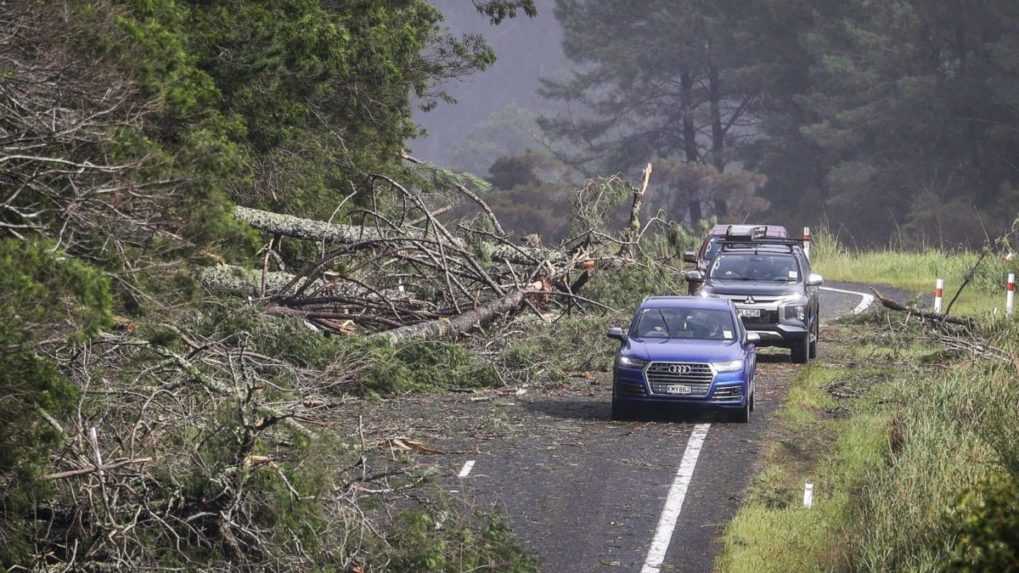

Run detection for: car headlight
[[782, 304, 806, 321], [713, 359, 744, 373], [616, 355, 648, 369], [778, 294, 808, 321]]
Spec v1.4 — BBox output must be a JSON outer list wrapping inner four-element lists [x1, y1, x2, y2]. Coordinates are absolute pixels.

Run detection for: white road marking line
[[820, 286, 875, 314], [640, 423, 710, 573], [457, 460, 475, 479], [803, 481, 814, 508]]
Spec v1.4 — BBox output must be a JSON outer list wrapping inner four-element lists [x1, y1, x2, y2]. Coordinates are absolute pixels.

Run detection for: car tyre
[[809, 317, 819, 359], [732, 394, 752, 423], [611, 398, 636, 421], [791, 334, 810, 364]]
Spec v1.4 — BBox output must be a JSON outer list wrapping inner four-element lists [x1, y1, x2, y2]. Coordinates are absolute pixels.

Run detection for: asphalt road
[[438, 283, 897, 573]]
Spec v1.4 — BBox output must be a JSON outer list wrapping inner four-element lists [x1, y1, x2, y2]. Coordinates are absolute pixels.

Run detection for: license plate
[[665, 384, 691, 395], [738, 308, 761, 318]]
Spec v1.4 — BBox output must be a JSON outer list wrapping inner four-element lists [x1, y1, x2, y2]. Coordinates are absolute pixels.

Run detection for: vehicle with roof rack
[[683, 232, 822, 364], [607, 295, 759, 422], [683, 224, 789, 272]]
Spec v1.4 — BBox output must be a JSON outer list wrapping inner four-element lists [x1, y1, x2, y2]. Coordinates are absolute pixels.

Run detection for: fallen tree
[[209, 168, 667, 340], [370, 286, 533, 343]]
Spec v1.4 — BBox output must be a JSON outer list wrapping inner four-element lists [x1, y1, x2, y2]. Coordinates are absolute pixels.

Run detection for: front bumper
[[745, 322, 808, 348], [613, 367, 749, 408]]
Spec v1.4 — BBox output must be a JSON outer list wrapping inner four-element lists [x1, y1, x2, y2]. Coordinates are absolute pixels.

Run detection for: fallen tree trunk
[[871, 288, 974, 327], [200, 264, 323, 297], [236, 205, 559, 265], [235, 206, 395, 243], [370, 287, 533, 343]]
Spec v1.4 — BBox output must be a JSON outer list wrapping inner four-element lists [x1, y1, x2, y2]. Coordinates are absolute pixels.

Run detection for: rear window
[[632, 307, 736, 340], [710, 253, 800, 282]]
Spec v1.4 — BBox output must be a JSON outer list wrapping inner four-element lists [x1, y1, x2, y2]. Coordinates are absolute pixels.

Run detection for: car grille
[[740, 309, 780, 326], [731, 296, 780, 304], [712, 385, 742, 401], [646, 362, 714, 398]]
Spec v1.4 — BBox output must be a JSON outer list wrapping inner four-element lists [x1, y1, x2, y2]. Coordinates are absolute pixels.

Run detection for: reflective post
[[933, 278, 944, 313], [1007, 273, 1015, 318]]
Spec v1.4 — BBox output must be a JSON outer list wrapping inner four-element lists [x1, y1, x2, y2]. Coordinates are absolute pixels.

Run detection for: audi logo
[[668, 364, 693, 375]]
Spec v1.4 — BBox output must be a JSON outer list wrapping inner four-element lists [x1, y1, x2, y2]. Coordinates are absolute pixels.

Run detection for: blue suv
[[607, 296, 759, 423]]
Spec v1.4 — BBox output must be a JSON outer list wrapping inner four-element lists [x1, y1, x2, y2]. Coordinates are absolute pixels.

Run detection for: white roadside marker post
[[803, 481, 814, 508], [933, 278, 944, 313], [1007, 273, 1015, 318], [802, 227, 811, 261]]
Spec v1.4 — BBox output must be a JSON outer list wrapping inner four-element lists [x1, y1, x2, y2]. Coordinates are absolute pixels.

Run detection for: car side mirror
[[806, 273, 824, 287], [607, 326, 627, 341], [746, 332, 761, 345], [684, 270, 704, 282], [683, 251, 698, 264]]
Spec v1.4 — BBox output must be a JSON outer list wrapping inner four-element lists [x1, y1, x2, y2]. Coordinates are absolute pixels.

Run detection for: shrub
[[354, 339, 501, 396], [950, 473, 1019, 572], [0, 239, 112, 565], [389, 508, 538, 572]]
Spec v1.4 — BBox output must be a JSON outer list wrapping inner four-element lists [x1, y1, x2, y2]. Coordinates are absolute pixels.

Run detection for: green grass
[[718, 346, 890, 573], [717, 317, 1019, 572], [811, 229, 1016, 317]]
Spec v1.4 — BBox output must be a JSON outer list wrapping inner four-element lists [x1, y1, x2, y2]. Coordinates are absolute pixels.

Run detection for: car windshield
[[704, 239, 722, 261], [709, 253, 800, 282], [631, 307, 736, 340]]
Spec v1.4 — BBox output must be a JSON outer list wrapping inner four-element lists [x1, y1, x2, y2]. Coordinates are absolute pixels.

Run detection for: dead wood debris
[[872, 288, 1017, 368], [209, 169, 665, 340]]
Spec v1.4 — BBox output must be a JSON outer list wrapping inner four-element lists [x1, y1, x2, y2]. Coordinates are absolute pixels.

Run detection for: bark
[[238, 205, 557, 265], [871, 288, 974, 327], [235, 206, 395, 243], [708, 58, 728, 217], [619, 163, 653, 257], [370, 288, 532, 343], [199, 264, 322, 297], [680, 68, 703, 223]]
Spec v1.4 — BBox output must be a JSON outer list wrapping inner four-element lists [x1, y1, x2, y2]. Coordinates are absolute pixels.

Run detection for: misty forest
[[3, 0, 1019, 570]]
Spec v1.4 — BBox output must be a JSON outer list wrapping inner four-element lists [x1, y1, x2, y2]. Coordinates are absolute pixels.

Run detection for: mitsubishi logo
[[668, 364, 692, 375], [745, 296, 756, 305]]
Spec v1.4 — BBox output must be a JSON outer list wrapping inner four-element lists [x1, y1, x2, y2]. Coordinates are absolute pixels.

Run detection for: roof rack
[[719, 239, 801, 254], [710, 224, 788, 239]]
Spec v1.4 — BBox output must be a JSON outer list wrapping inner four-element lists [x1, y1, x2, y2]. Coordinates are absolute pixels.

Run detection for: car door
[[798, 250, 820, 324], [736, 306, 757, 387]]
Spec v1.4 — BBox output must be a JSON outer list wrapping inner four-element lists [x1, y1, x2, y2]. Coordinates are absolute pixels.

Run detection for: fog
[[411, 0, 566, 169]]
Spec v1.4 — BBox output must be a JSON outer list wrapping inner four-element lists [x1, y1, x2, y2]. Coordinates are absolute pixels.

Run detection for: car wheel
[[732, 396, 751, 423], [749, 387, 755, 412], [611, 398, 635, 421], [809, 317, 819, 359], [791, 334, 810, 364]]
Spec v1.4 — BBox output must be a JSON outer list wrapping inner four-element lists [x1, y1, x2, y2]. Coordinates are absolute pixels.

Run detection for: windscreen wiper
[[656, 309, 673, 337]]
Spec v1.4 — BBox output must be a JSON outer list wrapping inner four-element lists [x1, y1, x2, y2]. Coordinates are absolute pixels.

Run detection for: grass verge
[[811, 229, 1016, 317], [717, 313, 1019, 572]]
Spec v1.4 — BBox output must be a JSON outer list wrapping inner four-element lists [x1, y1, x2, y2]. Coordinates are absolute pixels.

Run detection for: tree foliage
[[546, 0, 1019, 245], [0, 239, 112, 565], [102, 0, 501, 222], [540, 0, 776, 221]]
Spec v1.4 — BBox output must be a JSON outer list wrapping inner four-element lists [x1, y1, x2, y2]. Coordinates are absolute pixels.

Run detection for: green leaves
[[94, 0, 501, 239], [0, 240, 113, 564]]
